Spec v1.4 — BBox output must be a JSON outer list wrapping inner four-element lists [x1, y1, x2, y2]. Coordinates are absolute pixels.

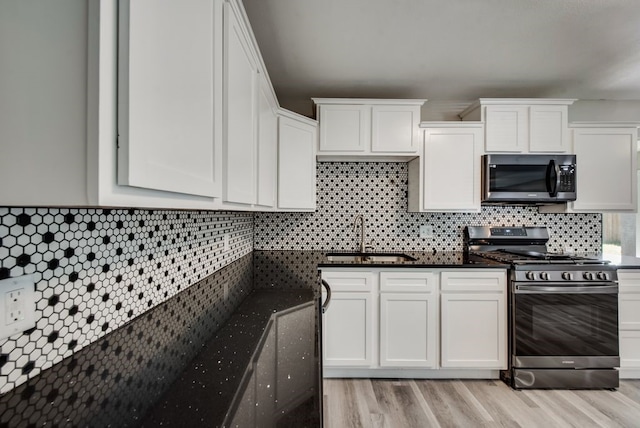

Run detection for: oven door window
[[490, 164, 548, 192], [513, 292, 618, 357]]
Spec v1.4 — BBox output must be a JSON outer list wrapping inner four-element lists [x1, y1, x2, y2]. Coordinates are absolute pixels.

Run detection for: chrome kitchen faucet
[[353, 214, 374, 253]]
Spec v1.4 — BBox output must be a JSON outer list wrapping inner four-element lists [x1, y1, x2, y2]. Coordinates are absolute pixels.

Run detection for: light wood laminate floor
[[323, 379, 640, 428]]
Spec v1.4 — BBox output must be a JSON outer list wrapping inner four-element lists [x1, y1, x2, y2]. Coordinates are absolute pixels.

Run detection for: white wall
[[0, 0, 88, 204]]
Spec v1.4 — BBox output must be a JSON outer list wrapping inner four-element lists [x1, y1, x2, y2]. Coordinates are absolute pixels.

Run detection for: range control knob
[[583, 272, 594, 280], [525, 271, 537, 280], [597, 272, 609, 281], [561, 272, 574, 280], [539, 272, 550, 280]]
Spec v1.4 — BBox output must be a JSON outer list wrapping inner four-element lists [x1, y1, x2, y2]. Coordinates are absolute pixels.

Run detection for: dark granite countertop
[[138, 249, 506, 427], [603, 254, 640, 269], [316, 250, 508, 268], [140, 288, 318, 427]]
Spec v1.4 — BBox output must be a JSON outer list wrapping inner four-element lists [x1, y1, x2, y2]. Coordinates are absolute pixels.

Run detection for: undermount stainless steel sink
[[325, 253, 417, 263]]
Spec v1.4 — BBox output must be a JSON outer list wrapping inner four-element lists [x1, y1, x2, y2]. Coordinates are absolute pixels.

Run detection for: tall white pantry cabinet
[[0, 0, 317, 212]]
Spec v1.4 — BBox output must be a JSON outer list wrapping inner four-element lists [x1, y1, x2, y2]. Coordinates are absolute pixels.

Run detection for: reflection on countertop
[[141, 289, 320, 427]]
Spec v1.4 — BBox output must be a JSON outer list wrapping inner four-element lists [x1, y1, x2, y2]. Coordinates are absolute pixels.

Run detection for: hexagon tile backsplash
[[0, 208, 253, 395], [255, 162, 602, 253]]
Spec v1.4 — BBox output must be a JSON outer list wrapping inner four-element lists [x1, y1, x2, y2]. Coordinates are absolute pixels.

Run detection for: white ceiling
[[242, 0, 640, 117]]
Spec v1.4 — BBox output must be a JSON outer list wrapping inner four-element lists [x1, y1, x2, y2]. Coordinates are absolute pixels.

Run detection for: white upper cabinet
[[484, 105, 528, 152], [117, 0, 222, 198], [256, 74, 278, 209], [540, 123, 639, 213], [313, 99, 426, 159], [223, 1, 259, 205], [408, 123, 483, 212], [315, 104, 369, 153], [371, 105, 422, 153], [0, 0, 229, 208], [460, 99, 575, 153], [277, 110, 318, 211], [529, 105, 570, 152], [571, 125, 637, 212]]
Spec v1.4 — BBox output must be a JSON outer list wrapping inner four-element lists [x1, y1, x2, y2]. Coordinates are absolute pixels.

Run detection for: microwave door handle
[[546, 160, 559, 197]]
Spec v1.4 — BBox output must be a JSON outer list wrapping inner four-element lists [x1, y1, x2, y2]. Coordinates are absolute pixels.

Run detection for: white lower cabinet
[[379, 271, 437, 368], [618, 270, 640, 378], [321, 268, 507, 378], [440, 293, 506, 368], [440, 270, 507, 369], [322, 271, 375, 368]]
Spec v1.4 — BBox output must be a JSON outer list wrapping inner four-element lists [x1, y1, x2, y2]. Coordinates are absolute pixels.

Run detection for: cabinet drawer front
[[321, 271, 375, 292], [619, 270, 640, 294], [441, 270, 506, 292], [380, 271, 436, 293]]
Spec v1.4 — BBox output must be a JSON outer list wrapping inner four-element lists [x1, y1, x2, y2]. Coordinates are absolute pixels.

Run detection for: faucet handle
[[364, 240, 375, 253]]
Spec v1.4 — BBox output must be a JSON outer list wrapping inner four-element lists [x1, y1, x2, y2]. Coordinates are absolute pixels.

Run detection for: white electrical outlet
[[420, 225, 434, 238], [223, 234, 230, 252], [1, 275, 36, 340]]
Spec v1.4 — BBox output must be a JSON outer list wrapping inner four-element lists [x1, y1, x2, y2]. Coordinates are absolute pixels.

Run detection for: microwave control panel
[[558, 165, 575, 191]]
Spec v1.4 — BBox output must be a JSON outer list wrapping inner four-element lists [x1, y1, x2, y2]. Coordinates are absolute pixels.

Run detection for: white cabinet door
[[323, 292, 374, 367], [371, 105, 420, 153], [118, 0, 221, 197], [571, 126, 637, 212], [223, 1, 258, 204], [256, 75, 278, 208], [277, 114, 317, 211], [421, 126, 482, 212], [440, 293, 506, 369], [322, 270, 375, 368], [379, 293, 437, 368], [529, 105, 569, 152], [484, 105, 528, 152], [318, 104, 369, 153], [619, 270, 640, 377], [620, 330, 640, 370], [314, 99, 426, 157]]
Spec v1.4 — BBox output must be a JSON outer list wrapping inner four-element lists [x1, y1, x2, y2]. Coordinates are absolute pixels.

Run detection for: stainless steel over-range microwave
[[482, 154, 577, 204]]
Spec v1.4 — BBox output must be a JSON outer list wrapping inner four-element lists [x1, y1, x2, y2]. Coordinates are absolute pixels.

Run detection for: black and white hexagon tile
[[254, 162, 602, 253], [0, 208, 253, 395]]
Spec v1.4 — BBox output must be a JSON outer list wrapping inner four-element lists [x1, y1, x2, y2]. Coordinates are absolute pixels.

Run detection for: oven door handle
[[321, 279, 332, 313], [514, 284, 618, 294]]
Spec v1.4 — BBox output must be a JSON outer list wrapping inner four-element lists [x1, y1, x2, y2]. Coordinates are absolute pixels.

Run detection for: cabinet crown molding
[[569, 121, 640, 128], [459, 98, 577, 119], [312, 98, 427, 106]]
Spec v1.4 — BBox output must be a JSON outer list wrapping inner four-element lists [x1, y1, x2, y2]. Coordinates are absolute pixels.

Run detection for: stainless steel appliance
[[465, 226, 619, 389], [482, 154, 577, 204]]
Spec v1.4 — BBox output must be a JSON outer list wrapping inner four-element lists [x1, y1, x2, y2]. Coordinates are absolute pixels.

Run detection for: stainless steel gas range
[[465, 226, 620, 389]]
